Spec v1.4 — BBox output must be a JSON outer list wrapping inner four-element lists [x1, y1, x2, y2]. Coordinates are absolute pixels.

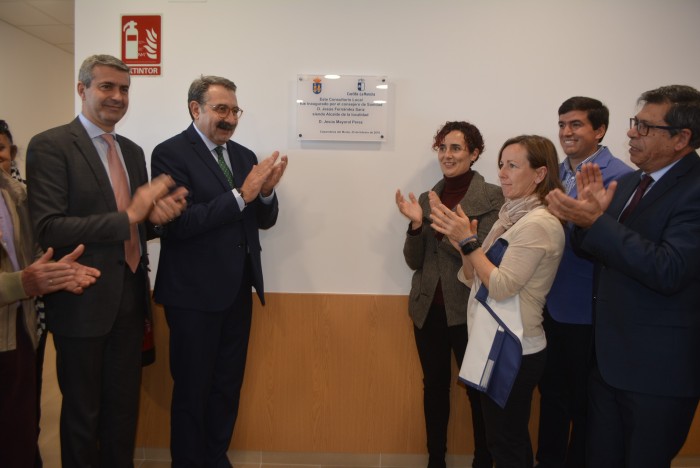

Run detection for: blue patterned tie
[[214, 146, 234, 188]]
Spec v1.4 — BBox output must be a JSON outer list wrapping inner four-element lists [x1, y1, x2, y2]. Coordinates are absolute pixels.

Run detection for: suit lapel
[[628, 152, 698, 221], [226, 141, 248, 189], [618, 153, 699, 223], [609, 170, 641, 219], [69, 118, 118, 211], [186, 124, 234, 190]]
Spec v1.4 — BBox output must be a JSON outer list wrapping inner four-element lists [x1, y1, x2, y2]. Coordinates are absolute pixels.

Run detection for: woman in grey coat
[[396, 121, 503, 468]]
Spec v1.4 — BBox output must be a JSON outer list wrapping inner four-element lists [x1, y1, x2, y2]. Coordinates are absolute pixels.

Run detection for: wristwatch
[[237, 188, 248, 207], [460, 240, 480, 256]]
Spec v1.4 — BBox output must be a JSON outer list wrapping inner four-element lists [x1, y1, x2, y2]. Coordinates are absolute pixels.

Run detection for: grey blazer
[[403, 171, 503, 328], [26, 117, 152, 337]]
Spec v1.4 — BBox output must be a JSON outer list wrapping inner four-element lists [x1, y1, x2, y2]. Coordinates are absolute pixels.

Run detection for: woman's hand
[[395, 189, 424, 230], [428, 191, 479, 250]]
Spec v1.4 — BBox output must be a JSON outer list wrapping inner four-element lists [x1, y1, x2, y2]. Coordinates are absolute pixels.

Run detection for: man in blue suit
[[537, 97, 631, 467], [151, 75, 288, 467], [547, 85, 700, 467]]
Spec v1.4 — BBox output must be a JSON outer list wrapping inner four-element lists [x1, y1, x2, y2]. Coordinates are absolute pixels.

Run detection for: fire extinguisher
[[123, 21, 139, 60]]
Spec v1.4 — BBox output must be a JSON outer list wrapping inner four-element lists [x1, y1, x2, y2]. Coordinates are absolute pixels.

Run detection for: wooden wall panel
[[136, 293, 700, 455]]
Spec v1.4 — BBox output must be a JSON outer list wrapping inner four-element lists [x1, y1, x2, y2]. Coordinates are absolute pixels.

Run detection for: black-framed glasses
[[208, 104, 243, 119], [629, 117, 681, 136]]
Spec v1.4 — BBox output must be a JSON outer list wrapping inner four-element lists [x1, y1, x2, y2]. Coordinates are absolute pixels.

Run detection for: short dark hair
[[187, 75, 237, 120], [78, 55, 130, 88], [558, 96, 609, 141], [0, 119, 13, 144], [432, 121, 485, 165], [638, 85, 700, 148], [498, 135, 564, 204]]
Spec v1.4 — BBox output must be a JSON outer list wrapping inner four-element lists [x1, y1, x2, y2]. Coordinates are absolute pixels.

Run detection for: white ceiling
[[0, 0, 74, 54]]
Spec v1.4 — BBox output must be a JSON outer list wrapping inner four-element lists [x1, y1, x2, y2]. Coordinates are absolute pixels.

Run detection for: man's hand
[[56, 244, 101, 294], [21, 245, 101, 297], [546, 163, 617, 228], [261, 154, 288, 197], [126, 174, 177, 224], [238, 151, 279, 203], [148, 186, 188, 225], [576, 163, 617, 213]]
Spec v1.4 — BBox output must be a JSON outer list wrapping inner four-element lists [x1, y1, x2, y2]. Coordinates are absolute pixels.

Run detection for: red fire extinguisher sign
[[121, 15, 162, 76]]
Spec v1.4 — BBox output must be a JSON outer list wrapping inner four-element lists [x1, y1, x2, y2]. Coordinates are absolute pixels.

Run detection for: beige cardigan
[[460, 207, 564, 352]]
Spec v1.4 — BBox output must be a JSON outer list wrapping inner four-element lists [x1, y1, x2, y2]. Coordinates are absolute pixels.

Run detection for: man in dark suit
[[546, 85, 700, 467], [26, 54, 187, 468], [151, 75, 287, 467]]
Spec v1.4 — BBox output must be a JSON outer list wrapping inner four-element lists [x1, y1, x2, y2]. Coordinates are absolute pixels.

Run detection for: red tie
[[101, 134, 140, 272], [619, 174, 653, 223]]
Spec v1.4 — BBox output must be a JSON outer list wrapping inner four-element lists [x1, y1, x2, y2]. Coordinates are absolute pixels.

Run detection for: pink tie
[[101, 133, 140, 272]]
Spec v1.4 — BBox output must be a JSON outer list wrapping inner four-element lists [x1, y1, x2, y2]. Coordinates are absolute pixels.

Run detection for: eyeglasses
[[629, 117, 681, 136], [208, 104, 243, 119]]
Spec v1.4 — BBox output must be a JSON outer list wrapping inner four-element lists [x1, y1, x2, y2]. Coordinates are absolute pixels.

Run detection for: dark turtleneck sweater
[[429, 170, 475, 306], [435, 169, 475, 239]]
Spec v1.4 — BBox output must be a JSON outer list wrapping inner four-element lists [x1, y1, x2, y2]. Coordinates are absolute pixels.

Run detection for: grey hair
[[187, 75, 237, 119], [78, 55, 130, 88]]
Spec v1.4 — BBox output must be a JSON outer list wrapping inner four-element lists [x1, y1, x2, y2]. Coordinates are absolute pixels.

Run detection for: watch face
[[460, 240, 479, 256]]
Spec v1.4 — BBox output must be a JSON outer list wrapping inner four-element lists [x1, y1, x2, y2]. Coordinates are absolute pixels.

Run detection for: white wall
[[0, 21, 74, 176], [75, 0, 700, 294]]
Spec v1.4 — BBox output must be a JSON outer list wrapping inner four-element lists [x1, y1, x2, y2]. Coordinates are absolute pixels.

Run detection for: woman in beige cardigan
[[431, 135, 565, 468]]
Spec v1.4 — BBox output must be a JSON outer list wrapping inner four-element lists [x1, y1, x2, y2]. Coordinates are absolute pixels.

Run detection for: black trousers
[[414, 303, 492, 468], [536, 309, 592, 468], [481, 349, 546, 468], [166, 262, 253, 468], [53, 266, 145, 468], [0, 306, 38, 468], [586, 363, 699, 468]]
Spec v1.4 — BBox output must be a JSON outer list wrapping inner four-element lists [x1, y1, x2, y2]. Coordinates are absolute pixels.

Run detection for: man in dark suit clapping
[[547, 85, 700, 467], [151, 75, 287, 467]]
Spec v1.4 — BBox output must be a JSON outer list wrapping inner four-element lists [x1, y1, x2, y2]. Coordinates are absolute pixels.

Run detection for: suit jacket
[[26, 117, 152, 338], [547, 147, 632, 324], [573, 151, 700, 397], [403, 171, 503, 328], [151, 123, 278, 310]]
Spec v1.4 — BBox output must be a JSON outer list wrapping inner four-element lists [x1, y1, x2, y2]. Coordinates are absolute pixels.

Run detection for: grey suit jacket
[[26, 117, 152, 337], [403, 171, 504, 328]]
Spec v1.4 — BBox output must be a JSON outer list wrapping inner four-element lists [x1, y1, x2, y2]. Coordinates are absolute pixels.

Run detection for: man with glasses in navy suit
[[151, 75, 287, 467], [547, 85, 700, 467]]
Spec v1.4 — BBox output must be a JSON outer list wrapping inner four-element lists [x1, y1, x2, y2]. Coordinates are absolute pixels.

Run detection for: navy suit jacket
[[573, 151, 700, 398], [26, 117, 153, 337], [151, 124, 278, 310]]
